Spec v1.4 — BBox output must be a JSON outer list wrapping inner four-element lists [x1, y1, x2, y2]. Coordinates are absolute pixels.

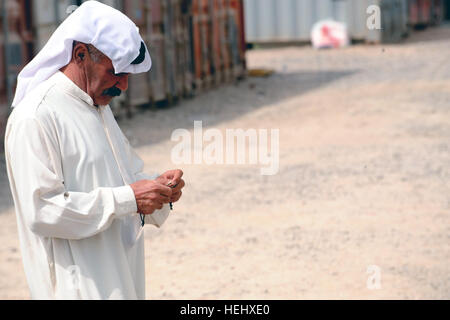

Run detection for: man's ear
[[73, 43, 88, 64]]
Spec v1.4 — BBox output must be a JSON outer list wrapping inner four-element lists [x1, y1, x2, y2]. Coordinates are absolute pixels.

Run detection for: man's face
[[84, 54, 129, 106]]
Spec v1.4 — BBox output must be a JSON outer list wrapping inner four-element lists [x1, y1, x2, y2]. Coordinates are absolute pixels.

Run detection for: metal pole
[[54, 0, 60, 24]]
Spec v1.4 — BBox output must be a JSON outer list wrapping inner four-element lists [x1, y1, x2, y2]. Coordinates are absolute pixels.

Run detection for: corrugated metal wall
[[1, 0, 34, 151], [408, 0, 446, 27], [244, 0, 417, 44]]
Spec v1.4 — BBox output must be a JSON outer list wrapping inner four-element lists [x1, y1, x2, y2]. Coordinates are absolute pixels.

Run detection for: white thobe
[[4, 71, 169, 300]]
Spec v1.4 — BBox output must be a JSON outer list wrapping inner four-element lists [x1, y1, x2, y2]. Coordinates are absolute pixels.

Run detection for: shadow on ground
[[118, 69, 357, 148]]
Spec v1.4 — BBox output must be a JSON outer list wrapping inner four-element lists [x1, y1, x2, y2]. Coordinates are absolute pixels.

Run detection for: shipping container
[[191, 0, 213, 91], [122, 0, 152, 112], [407, 0, 446, 27], [162, 0, 194, 102], [146, 0, 169, 103], [408, 0, 430, 27], [244, 0, 334, 43], [190, 0, 245, 92], [210, 0, 227, 84], [122, 0, 195, 108], [244, 0, 409, 44], [227, 0, 246, 78], [176, 0, 194, 97], [1, 0, 34, 151], [366, 0, 409, 43], [0, 0, 246, 143], [430, 0, 445, 25]]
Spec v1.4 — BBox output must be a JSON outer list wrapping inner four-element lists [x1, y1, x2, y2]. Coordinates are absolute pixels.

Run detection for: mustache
[[102, 86, 122, 97]]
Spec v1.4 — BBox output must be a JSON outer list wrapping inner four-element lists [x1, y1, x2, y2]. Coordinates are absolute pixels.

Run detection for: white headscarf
[[12, 0, 151, 107]]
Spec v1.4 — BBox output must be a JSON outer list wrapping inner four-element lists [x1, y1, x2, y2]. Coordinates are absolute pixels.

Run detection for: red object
[[320, 25, 340, 48]]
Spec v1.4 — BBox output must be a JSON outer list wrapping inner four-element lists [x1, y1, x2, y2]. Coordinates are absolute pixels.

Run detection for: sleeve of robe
[[6, 116, 138, 240], [119, 130, 170, 228]]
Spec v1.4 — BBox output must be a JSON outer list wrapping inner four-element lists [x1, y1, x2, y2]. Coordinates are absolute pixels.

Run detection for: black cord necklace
[[140, 213, 145, 227]]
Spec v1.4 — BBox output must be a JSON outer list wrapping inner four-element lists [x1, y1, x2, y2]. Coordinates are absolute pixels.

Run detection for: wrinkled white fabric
[[5, 71, 169, 299], [12, 0, 151, 107]]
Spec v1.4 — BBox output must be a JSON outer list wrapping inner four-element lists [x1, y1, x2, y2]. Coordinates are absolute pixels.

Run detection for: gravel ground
[[0, 25, 449, 299]]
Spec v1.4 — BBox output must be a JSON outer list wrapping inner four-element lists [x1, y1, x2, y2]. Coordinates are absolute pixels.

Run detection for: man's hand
[[129, 180, 173, 215], [155, 169, 185, 204]]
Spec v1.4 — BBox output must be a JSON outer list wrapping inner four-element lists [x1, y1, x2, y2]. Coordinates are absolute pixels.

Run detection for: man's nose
[[115, 74, 129, 91]]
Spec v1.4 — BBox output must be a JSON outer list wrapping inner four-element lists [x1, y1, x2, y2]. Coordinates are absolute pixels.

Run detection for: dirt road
[[1, 25, 449, 299]]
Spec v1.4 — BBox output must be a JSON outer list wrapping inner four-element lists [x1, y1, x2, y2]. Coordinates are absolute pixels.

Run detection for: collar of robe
[[52, 71, 96, 107]]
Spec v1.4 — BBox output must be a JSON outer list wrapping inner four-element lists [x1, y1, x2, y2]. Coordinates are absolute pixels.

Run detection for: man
[[4, 1, 185, 299]]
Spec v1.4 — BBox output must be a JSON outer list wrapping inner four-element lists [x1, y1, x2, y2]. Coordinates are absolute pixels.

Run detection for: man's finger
[[172, 179, 185, 192], [173, 169, 183, 180], [153, 184, 172, 198], [166, 169, 183, 185], [158, 194, 172, 204], [156, 202, 164, 210], [171, 191, 182, 203]]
